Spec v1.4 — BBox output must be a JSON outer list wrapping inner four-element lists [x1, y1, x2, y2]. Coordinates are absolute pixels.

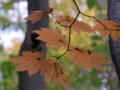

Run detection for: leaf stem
[[72, 0, 120, 31], [56, 0, 80, 60], [52, 0, 120, 61]]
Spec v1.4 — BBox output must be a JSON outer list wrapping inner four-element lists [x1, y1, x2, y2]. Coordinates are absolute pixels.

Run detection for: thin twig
[[52, 0, 120, 60], [57, 0, 80, 60]]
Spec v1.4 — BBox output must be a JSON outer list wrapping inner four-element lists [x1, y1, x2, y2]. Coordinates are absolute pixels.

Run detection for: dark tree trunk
[[18, 0, 49, 90], [108, 0, 120, 81]]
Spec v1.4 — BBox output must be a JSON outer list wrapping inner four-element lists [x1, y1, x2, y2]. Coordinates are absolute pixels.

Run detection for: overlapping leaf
[[34, 28, 67, 48], [25, 7, 53, 24], [11, 51, 69, 87], [44, 62, 70, 87], [56, 15, 94, 33], [11, 51, 51, 76], [69, 47, 109, 70], [92, 20, 120, 40]]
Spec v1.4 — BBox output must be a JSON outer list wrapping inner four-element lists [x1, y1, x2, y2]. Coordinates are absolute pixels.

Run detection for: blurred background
[[0, 0, 119, 90]]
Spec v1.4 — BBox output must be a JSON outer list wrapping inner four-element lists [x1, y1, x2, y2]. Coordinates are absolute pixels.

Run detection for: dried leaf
[[69, 47, 109, 70], [44, 62, 70, 87], [25, 7, 53, 24], [34, 28, 67, 48], [56, 15, 94, 34], [11, 51, 52, 76], [11, 51, 70, 87], [92, 20, 120, 40]]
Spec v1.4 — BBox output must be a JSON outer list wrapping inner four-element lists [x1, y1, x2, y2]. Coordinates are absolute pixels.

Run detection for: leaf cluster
[[11, 0, 120, 88]]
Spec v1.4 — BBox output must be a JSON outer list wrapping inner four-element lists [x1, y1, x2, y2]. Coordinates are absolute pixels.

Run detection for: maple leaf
[[11, 51, 70, 87], [69, 47, 109, 70], [44, 62, 70, 87], [56, 15, 94, 34], [92, 20, 120, 40], [25, 7, 53, 24], [34, 28, 67, 48], [11, 51, 54, 76]]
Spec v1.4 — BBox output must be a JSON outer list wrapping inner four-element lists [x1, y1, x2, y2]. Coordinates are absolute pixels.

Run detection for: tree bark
[[18, 0, 49, 90], [108, 0, 120, 81]]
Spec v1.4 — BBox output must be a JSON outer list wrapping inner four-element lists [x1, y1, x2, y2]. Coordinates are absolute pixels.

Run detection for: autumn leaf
[[34, 28, 67, 48], [11, 51, 52, 76], [11, 51, 70, 87], [69, 47, 109, 70], [44, 62, 70, 87], [56, 15, 71, 27], [25, 7, 53, 24], [92, 20, 120, 40], [56, 15, 94, 34]]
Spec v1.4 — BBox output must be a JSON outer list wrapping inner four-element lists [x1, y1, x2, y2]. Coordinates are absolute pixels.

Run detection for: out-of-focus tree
[[18, 0, 49, 90]]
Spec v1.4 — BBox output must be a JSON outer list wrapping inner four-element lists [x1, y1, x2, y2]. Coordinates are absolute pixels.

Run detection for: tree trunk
[[18, 0, 49, 90], [108, 0, 120, 81]]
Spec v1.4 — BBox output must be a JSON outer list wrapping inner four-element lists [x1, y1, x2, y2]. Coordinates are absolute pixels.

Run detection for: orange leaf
[[92, 20, 120, 40], [25, 7, 53, 24], [34, 28, 67, 48], [44, 62, 70, 87], [11, 51, 70, 87], [69, 47, 110, 70], [56, 15, 94, 34], [11, 51, 52, 76]]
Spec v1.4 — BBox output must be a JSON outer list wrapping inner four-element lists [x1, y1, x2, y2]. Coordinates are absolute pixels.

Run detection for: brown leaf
[[56, 15, 72, 27], [11, 51, 70, 87], [92, 20, 120, 40], [34, 28, 67, 48], [56, 15, 94, 34], [69, 47, 110, 70], [11, 51, 52, 76], [44, 62, 70, 87], [25, 7, 53, 24]]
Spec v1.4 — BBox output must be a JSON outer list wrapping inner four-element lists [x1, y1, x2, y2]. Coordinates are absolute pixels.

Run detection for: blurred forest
[[0, 0, 119, 90]]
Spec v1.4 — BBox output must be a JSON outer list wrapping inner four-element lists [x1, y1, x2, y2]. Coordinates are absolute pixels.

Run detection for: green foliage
[[0, 17, 12, 30], [2, 3, 14, 12], [87, 0, 99, 9], [0, 0, 25, 30], [87, 0, 107, 9], [0, 61, 18, 90]]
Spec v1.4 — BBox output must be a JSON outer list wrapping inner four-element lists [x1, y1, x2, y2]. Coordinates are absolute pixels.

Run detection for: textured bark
[[18, 0, 49, 90], [108, 0, 120, 81]]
